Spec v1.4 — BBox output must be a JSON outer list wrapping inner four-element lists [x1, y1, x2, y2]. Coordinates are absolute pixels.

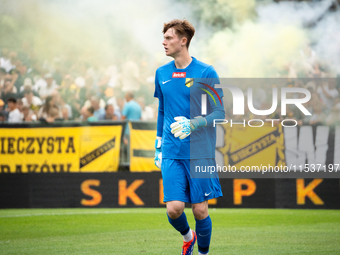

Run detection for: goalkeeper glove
[[154, 137, 162, 169], [170, 116, 207, 140]]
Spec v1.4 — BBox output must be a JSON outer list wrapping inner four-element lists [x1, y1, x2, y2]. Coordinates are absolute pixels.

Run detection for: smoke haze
[[0, 0, 339, 77]]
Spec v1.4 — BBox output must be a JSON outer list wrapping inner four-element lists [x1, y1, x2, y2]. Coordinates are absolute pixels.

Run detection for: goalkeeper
[[154, 19, 225, 255]]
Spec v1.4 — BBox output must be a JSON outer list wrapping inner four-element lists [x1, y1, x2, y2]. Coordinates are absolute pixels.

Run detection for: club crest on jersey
[[185, 78, 194, 88], [172, 72, 186, 78]]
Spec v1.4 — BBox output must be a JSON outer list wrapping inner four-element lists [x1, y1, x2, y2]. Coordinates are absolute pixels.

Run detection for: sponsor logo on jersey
[[172, 72, 186, 78]]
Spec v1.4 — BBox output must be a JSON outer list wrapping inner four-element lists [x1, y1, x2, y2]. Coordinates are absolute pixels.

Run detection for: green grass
[[0, 208, 339, 254]]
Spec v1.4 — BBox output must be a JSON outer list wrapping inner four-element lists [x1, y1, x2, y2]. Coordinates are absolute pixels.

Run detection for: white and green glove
[[154, 137, 162, 169], [170, 116, 207, 140]]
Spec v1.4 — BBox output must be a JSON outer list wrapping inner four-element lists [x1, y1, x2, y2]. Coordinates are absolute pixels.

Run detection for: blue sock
[[196, 215, 212, 254], [167, 212, 190, 235]]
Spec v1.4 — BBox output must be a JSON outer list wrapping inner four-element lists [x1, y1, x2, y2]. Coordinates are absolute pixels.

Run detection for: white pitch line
[[0, 210, 158, 218]]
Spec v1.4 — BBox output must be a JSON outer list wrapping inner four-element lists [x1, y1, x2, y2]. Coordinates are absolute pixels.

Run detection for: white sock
[[183, 229, 193, 242], [199, 252, 208, 255]]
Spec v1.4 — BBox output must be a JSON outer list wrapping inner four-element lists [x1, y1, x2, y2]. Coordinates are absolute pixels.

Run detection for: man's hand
[[170, 116, 206, 140], [154, 137, 162, 169]]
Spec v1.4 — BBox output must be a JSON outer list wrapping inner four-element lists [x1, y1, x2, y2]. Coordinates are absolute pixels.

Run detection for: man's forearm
[[157, 107, 164, 137], [204, 108, 225, 126]]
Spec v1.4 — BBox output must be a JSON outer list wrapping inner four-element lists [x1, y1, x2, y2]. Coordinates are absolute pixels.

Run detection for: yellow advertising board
[[129, 121, 159, 172], [0, 124, 124, 173], [217, 124, 285, 168]]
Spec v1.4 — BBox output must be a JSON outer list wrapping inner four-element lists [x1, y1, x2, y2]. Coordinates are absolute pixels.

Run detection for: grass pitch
[[0, 208, 339, 254]]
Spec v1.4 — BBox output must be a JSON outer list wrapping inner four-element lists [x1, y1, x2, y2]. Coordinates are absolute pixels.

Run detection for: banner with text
[[215, 125, 340, 178], [0, 122, 125, 173], [0, 173, 339, 209]]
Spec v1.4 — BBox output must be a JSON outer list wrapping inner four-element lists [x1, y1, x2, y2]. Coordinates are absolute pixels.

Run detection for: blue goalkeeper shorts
[[161, 158, 223, 204]]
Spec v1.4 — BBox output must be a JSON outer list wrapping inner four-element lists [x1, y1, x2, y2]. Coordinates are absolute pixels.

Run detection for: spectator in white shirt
[[317, 80, 339, 110], [137, 97, 155, 121], [22, 88, 42, 112], [0, 49, 16, 72], [36, 73, 59, 100], [7, 97, 21, 123]]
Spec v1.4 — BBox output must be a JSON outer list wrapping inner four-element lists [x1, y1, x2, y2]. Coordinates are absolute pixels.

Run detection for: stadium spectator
[[106, 89, 122, 120], [0, 68, 6, 87], [137, 97, 155, 121], [302, 81, 321, 124], [13, 60, 30, 92], [37, 95, 61, 121], [0, 49, 16, 72], [52, 61, 63, 85], [317, 80, 339, 110], [283, 104, 303, 126], [121, 92, 141, 120], [85, 107, 98, 122], [98, 64, 119, 88], [300, 43, 319, 77], [32, 70, 46, 93], [90, 95, 105, 120], [58, 74, 82, 119], [80, 105, 87, 121], [82, 90, 105, 109], [59, 74, 78, 104], [19, 78, 35, 93], [7, 97, 21, 123], [120, 91, 141, 147], [0, 99, 5, 120], [117, 97, 125, 115], [8, 68, 19, 92], [55, 92, 72, 120], [326, 105, 340, 125], [0, 111, 5, 122], [1, 73, 17, 104], [78, 81, 94, 107], [16, 98, 23, 119], [309, 103, 325, 125], [22, 88, 42, 111], [45, 106, 61, 123], [61, 106, 70, 121], [121, 60, 141, 92], [74, 62, 88, 88], [22, 105, 37, 122], [104, 104, 118, 120], [36, 73, 59, 100]]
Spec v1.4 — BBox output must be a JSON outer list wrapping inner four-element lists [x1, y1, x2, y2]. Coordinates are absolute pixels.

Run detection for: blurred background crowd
[[0, 0, 339, 126], [0, 42, 339, 127], [0, 46, 158, 123]]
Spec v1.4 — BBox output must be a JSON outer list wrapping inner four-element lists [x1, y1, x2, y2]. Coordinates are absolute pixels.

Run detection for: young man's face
[[162, 28, 186, 57]]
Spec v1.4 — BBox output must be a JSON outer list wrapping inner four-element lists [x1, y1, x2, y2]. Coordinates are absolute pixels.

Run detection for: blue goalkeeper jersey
[[154, 57, 224, 159]]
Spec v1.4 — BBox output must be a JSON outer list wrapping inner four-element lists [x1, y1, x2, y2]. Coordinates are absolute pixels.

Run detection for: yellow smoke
[[203, 19, 306, 77], [224, 0, 257, 23]]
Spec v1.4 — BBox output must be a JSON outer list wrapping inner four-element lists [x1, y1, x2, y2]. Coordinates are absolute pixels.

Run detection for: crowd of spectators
[[224, 44, 340, 126], [1, 43, 340, 127], [0, 47, 157, 124]]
